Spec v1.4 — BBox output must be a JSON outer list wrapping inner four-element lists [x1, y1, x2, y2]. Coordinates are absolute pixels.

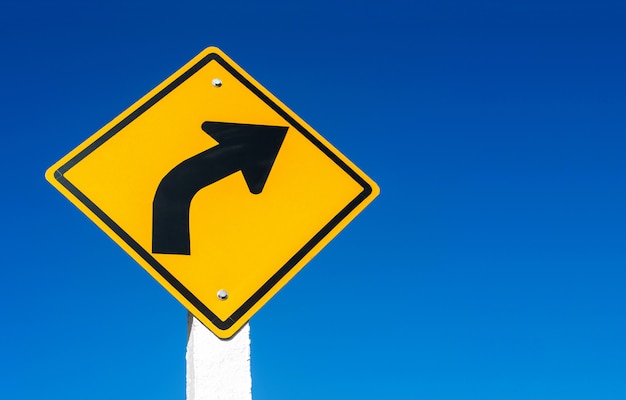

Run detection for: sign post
[[187, 315, 251, 400], [47, 47, 378, 397]]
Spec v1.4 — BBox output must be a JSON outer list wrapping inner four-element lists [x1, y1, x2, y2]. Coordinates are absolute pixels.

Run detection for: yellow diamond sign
[[46, 47, 379, 338]]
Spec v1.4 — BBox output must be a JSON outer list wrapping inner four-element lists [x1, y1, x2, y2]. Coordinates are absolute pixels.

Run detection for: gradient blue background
[[2, 1, 625, 399]]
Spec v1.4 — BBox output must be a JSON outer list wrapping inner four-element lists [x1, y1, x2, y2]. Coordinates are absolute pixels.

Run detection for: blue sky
[[2, 1, 626, 399]]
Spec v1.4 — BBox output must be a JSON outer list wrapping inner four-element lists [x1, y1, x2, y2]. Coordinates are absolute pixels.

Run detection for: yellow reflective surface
[[46, 47, 379, 338]]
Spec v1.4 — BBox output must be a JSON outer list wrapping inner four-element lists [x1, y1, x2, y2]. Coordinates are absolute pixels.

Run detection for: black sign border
[[52, 51, 374, 332]]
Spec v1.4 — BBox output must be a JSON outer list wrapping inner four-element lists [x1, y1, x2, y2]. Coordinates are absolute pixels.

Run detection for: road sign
[[46, 47, 379, 338]]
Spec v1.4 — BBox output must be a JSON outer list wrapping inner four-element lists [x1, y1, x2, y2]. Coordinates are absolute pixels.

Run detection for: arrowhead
[[201, 121, 288, 194]]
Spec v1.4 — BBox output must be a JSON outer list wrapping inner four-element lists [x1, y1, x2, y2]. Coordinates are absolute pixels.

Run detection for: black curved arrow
[[152, 121, 288, 255]]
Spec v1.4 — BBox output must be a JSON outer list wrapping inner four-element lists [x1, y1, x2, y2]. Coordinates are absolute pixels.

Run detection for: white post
[[186, 314, 252, 400]]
